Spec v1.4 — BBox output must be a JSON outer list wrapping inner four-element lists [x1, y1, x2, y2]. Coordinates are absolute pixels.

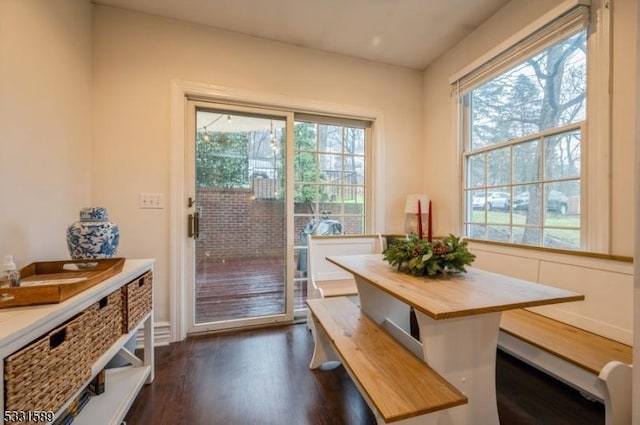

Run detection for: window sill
[[465, 238, 632, 263]]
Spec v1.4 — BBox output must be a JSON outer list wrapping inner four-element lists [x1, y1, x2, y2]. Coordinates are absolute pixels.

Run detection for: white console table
[[0, 259, 155, 425]]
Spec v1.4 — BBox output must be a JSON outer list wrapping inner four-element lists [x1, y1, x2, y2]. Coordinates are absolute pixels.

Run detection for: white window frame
[[450, 0, 611, 253]]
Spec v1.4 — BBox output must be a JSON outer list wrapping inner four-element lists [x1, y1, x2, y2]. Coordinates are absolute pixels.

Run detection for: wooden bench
[[312, 278, 357, 298], [306, 234, 385, 332], [307, 297, 467, 424], [306, 234, 385, 299], [499, 309, 633, 425]]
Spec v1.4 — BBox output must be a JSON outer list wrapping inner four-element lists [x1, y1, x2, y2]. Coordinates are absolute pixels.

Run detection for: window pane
[[470, 189, 488, 221], [543, 229, 580, 249], [545, 130, 581, 180], [544, 181, 580, 226], [467, 224, 487, 239], [513, 227, 542, 246], [295, 122, 317, 151], [470, 31, 586, 150], [317, 184, 340, 205], [318, 185, 343, 215], [345, 127, 365, 155], [294, 183, 320, 203], [487, 148, 511, 186], [488, 225, 510, 242], [294, 151, 318, 183], [349, 186, 365, 207], [344, 155, 364, 185], [340, 184, 362, 204], [342, 214, 365, 234], [318, 124, 343, 152], [487, 211, 510, 225], [513, 140, 540, 183], [467, 153, 485, 187], [195, 111, 254, 190], [512, 184, 542, 226], [486, 188, 511, 212], [466, 189, 484, 223], [319, 153, 342, 184]]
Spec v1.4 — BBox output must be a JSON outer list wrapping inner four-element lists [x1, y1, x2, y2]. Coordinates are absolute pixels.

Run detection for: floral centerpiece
[[383, 234, 475, 276]]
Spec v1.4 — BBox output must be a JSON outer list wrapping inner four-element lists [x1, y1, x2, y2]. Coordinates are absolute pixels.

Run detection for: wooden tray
[[0, 258, 125, 309]]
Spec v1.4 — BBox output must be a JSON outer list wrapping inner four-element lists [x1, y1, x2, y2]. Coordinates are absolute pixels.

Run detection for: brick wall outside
[[196, 187, 363, 261]]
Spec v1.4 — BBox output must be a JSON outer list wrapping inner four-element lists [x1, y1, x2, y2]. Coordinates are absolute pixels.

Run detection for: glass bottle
[[3, 255, 21, 287]]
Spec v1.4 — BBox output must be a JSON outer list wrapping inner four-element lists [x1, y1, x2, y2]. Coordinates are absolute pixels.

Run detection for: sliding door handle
[[188, 212, 200, 239], [193, 211, 200, 239]]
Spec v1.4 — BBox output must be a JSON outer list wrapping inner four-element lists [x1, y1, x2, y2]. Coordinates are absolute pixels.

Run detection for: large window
[[453, 3, 607, 250]]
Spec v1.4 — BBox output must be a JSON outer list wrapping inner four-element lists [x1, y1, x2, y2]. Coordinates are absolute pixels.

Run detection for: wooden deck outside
[[195, 257, 307, 323]]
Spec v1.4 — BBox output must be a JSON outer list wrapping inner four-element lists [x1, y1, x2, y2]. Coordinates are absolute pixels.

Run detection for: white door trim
[[169, 80, 386, 342]]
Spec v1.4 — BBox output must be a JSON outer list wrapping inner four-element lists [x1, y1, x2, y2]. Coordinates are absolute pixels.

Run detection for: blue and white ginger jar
[[66, 207, 120, 259]]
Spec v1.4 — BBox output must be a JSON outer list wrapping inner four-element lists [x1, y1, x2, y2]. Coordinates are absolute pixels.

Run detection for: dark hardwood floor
[[124, 324, 604, 425]]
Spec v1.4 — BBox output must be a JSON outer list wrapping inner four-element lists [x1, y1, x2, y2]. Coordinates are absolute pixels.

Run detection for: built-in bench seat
[[306, 234, 385, 332], [307, 297, 467, 424], [306, 234, 384, 299], [313, 277, 357, 298], [499, 309, 633, 425]]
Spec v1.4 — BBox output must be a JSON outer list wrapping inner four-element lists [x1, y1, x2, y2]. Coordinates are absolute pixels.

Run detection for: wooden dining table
[[327, 254, 584, 425]]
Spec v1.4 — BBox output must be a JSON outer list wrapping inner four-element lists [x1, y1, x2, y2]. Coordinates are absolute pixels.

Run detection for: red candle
[[417, 199, 423, 240], [428, 200, 433, 242]]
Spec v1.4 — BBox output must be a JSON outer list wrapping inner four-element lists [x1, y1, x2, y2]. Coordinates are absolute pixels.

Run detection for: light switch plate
[[139, 193, 164, 209]]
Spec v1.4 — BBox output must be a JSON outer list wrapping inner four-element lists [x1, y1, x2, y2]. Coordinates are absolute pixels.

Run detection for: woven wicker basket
[[4, 312, 92, 418], [87, 289, 123, 363], [122, 271, 152, 333]]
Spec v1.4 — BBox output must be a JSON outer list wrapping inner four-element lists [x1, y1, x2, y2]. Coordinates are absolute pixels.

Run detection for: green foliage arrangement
[[383, 234, 476, 276]]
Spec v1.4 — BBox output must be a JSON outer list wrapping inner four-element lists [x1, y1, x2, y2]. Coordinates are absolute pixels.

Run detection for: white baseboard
[[135, 321, 171, 348]]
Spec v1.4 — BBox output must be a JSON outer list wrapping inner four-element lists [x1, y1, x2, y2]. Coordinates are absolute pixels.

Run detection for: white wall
[[92, 6, 425, 323], [633, 0, 640, 422], [0, 0, 93, 265], [611, 0, 638, 256]]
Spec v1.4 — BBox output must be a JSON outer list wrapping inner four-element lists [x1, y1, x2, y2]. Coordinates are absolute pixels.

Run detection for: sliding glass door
[[184, 100, 372, 334], [186, 101, 294, 333]]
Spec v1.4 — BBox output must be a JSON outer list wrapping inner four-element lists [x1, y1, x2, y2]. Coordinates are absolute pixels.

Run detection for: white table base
[[416, 310, 501, 425], [356, 275, 502, 425]]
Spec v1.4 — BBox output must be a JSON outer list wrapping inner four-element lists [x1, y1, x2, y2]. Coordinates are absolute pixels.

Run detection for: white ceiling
[[93, 0, 510, 70]]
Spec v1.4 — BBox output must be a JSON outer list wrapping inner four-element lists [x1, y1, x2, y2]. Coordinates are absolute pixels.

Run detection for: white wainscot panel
[[532, 261, 633, 345], [471, 249, 539, 282]]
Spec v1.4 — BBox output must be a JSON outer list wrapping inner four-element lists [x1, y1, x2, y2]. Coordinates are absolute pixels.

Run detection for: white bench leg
[[308, 316, 339, 369], [306, 309, 316, 334], [598, 361, 633, 425]]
